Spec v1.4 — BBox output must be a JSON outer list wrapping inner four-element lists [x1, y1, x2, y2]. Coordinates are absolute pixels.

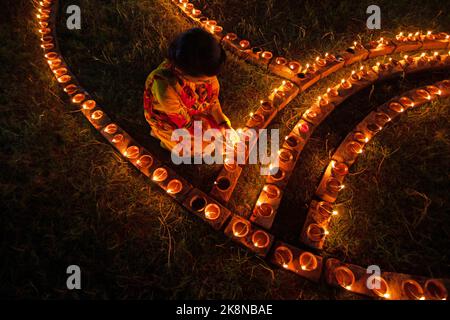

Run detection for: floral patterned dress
[[144, 59, 230, 151]]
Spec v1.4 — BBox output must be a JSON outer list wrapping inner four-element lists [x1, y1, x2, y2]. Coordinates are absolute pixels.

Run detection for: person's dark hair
[[168, 28, 226, 77]]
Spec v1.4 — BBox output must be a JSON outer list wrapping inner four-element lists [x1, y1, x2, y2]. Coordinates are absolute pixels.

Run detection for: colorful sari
[[144, 59, 230, 152]]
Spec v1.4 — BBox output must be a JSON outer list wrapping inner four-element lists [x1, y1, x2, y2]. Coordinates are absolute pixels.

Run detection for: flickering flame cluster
[[37, 0, 450, 300]]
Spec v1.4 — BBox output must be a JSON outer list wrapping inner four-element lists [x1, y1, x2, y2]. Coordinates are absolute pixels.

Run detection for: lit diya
[[255, 203, 273, 218], [371, 276, 391, 299], [152, 167, 168, 182], [374, 112, 391, 126], [57, 75, 71, 83], [327, 87, 339, 97], [124, 146, 140, 159], [136, 155, 153, 169], [260, 100, 273, 112], [350, 70, 361, 82], [347, 141, 363, 154], [388, 102, 404, 113], [331, 161, 349, 176], [299, 252, 318, 271], [306, 223, 327, 242], [415, 89, 432, 100], [263, 184, 280, 200], [353, 132, 368, 143], [278, 149, 293, 164], [166, 179, 183, 194], [305, 109, 320, 121], [275, 57, 287, 65], [191, 9, 201, 17], [111, 134, 124, 144], [334, 266, 355, 290], [366, 122, 382, 133], [425, 85, 441, 96], [71, 93, 86, 104], [43, 53, 57, 62], [269, 167, 285, 181], [281, 80, 294, 91], [284, 135, 301, 148], [261, 51, 273, 60], [315, 56, 327, 67], [251, 230, 270, 248], [82, 100, 96, 110], [340, 79, 352, 90], [288, 61, 301, 73], [204, 203, 221, 220], [296, 121, 309, 134], [48, 58, 62, 69], [402, 279, 425, 300], [41, 43, 54, 50], [225, 33, 237, 41], [239, 40, 250, 49], [318, 96, 330, 107], [90, 110, 104, 121], [232, 220, 250, 238], [325, 53, 336, 62], [212, 25, 223, 34], [249, 113, 264, 126], [326, 177, 344, 193], [274, 246, 293, 268], [315, 201, 335, 223], [215, 177, 231, 191]]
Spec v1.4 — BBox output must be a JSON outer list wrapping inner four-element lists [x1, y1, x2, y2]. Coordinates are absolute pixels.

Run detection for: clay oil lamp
[[274, 246, 293, 268], [288, 61, 301, 73], [263, 184, 280, 200], [166, 179, 183, 194], [334, 266, 356, 290], [299, 252, 318, 271], [152, 167, 168, 182], [307, 223, 327, 242], [136, 155, 153, 169], [251, 230, 270, 248], [204, 203, 221, 220], [232, 220, 250, 238]]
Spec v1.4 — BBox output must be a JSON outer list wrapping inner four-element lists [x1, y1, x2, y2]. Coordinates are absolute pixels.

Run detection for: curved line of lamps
[[35, 0, 449, 300]]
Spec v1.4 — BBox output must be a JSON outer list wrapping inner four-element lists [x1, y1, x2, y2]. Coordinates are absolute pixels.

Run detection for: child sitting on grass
[[144, 28, 234, 154]]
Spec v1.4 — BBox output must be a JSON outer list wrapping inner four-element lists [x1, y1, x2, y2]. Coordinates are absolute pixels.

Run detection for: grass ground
[[1, 0, 449, 299]]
